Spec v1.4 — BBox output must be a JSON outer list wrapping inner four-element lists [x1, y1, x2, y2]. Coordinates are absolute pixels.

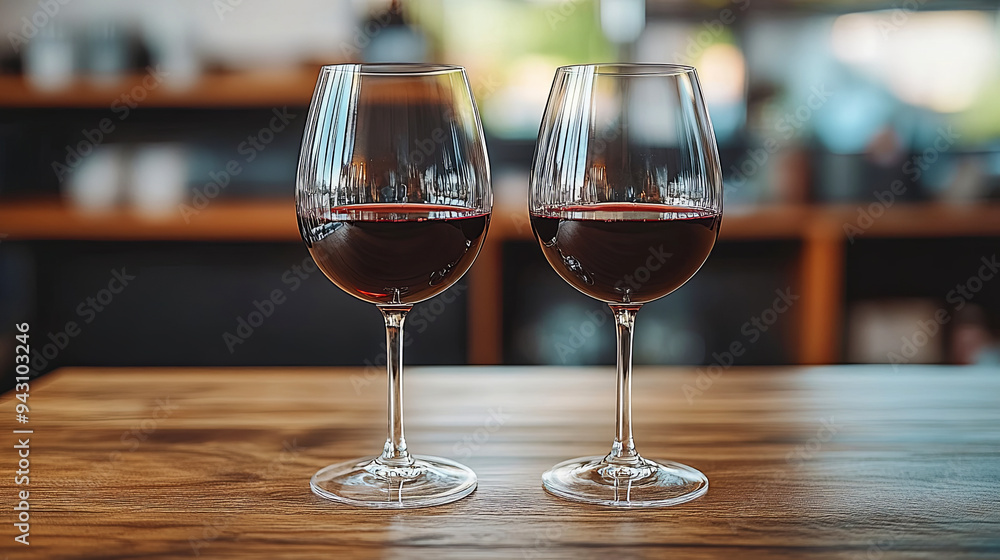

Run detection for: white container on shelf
[[64, 145, 125, 212], [23, 25, 75, 91], [127, 144, 189, 219]]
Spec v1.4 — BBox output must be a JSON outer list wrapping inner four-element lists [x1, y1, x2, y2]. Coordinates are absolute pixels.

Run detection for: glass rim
[[319, 63, 466, 77], [556, 63, 696, 77]]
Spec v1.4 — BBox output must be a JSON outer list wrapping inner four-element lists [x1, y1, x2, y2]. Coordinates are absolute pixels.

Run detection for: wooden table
[[6, 366, 999, 559]]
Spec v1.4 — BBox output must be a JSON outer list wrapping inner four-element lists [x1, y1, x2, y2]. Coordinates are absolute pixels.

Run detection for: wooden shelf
[[0, 198, 299, 241], [0, 70, 321, 109], [4, 198, 999, 366], [3, 198, 1000, 242], [0, 67, 475, 109]]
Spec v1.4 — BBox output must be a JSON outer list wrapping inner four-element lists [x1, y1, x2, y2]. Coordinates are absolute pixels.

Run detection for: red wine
[[531, 204, 720, 304], [308, 204, 490, 305]]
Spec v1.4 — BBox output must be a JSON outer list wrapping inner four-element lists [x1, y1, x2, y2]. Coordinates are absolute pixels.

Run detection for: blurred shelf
[[490, 201, 1000, 242], [0, 70, 321, 109], [818, 203, 1000, 238], [5, 198, 999, 367], [487, 203, 813, 242], [3, 198, 1000, 242], [0, 198, 299, 241]]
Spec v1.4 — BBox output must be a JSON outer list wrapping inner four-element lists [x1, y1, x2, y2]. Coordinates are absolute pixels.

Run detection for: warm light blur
[[697, 43, 746, 106], [831, 10, 997, 113], [830, 13, 883, 66]]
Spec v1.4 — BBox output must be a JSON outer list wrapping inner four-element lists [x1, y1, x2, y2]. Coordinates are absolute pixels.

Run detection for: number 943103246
[[14, 323, 30, 424]]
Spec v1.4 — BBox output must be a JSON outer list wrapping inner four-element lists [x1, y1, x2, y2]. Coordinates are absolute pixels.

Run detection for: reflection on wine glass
[[296, 64, 491, 508], [530, 63, 723, 507]]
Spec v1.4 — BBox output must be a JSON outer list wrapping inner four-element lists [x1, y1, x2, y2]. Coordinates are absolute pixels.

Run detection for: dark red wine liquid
[[530, 204, 720, 303], [308, 204, 489, 305]]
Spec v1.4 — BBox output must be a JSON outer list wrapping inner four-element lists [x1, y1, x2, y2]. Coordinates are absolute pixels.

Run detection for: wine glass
[[296, 64, 491, 508], [530, 63, 722, 507]]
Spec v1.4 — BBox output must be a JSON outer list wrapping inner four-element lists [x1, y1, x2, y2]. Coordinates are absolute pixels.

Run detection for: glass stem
[[607, 304, 642, 465], [377, 305, 414, 467]]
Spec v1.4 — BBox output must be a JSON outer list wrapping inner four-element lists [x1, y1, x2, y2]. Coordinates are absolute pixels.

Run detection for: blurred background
[[2, 0, 999, 387]]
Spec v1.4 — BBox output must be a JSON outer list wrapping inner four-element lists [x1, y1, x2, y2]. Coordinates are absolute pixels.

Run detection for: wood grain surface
[[3, 366, 999, 559]]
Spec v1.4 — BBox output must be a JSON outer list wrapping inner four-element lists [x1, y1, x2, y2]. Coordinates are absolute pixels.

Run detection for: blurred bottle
[[23, 24, 74, 91], [84, 21, 132, 86], [141, 6, 200, 90], [600, 0, 645, 52], [950, 305, 996, 365], [847, 299, 943, 364], [361, 0, 427, 63]]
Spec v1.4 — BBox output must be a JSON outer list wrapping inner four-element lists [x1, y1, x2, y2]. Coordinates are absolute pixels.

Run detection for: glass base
[[310, 455, 477, 509], [542, 455, 708, 507]]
